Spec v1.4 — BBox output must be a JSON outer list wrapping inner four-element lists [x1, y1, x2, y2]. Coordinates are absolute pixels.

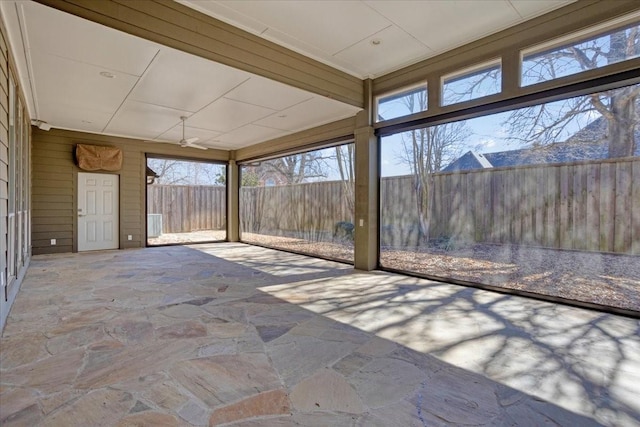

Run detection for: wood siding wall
[[31, 128, 228, 255], [0, 23, 9, 291], [147, 185, 226, 233], [0, 17, 32, 331]]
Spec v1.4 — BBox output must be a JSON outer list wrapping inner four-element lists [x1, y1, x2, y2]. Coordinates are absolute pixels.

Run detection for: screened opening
[[6, 72, 30, 292], [146, 157, 226, 245], [376, 84, 428, 122], [380, 82, 639, 313], [240, 143, 355, 263], [522, 14, 640, 87], [442, 59, 501, 106]]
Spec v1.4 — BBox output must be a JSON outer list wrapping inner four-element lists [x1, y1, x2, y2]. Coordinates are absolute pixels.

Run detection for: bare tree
[[443, 66, 501, 105], [262, 152, 330, 184], [334, 144, 355, 218], [147, 159, 185, 185], [147, 158, 224, 185], [506, 24, 639, 157], [395, 90, 468, 242], [400, 123, 468, 242]]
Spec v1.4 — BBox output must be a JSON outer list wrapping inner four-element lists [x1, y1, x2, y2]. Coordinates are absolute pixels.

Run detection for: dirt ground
[[147, 230, 226, 245], [241, 233, 639, 312]]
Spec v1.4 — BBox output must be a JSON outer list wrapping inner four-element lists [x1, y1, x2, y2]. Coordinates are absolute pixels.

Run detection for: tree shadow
[[5, 243, 636, 426], [248, 263, 639, 425], [130, 244, 639, 425]]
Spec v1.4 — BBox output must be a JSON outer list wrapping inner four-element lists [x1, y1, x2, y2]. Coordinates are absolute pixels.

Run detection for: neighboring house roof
[[442, 151, 493, 171], [146, 166, 160, 184], [442, 117, 639, 172]]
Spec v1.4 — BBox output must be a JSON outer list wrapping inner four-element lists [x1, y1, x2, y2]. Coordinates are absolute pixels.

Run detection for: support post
[[227, 159, 240, 242], [353, 118, 379, 270]]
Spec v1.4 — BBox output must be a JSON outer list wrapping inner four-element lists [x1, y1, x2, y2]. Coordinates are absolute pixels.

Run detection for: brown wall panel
[[31, 187, 72, 197], [0, 124, 8, 147], [31, 127, 230, 254], [32, 226, 73, 236]]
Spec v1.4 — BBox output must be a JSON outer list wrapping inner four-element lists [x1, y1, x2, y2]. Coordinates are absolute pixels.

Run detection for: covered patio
[[1, 243, 637, 426]]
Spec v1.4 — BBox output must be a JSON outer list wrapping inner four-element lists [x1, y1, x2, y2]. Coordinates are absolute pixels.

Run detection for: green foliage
[[214, 170, 260, 187], [241, 170, 260, 187]]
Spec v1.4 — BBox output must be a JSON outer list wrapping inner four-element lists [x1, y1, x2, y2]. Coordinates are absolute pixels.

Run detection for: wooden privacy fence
[[149, 158, 639, 254], [147, 185, 226, 233], [240, 180, 353, 240], [380, 157, 639, 254]]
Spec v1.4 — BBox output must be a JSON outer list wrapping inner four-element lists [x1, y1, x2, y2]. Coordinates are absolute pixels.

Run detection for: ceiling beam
[[235, 117, 356, 162], [33, 0, 364, 108]]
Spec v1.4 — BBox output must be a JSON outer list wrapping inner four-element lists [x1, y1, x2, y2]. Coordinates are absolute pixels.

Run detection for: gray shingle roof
[[442, 117, 639, 172]]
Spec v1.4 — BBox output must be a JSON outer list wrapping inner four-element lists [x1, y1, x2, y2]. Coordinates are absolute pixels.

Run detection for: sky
[[379, 90, 614, 177], [380, 111, 514, 177]]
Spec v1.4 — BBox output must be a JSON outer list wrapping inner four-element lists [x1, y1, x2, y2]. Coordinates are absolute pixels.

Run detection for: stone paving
[[0, 243, 638, 426]]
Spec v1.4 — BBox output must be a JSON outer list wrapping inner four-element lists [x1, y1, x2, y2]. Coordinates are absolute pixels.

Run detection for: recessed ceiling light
[[371, 39, 382, 46], [99, 71, 116, 78]]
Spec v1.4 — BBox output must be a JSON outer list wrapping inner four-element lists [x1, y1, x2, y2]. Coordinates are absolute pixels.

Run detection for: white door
[[78, 172, 119, 251]]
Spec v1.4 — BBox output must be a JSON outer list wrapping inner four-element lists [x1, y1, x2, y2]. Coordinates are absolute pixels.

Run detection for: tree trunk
[[335, 145, 355, 218], [415, 172, 434, 245], [607, 88, 637, 158]]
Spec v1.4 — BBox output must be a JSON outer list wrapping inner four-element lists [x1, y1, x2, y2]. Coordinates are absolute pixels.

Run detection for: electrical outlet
[[127, 235, 132, 241], [50, 239, 56, 245]]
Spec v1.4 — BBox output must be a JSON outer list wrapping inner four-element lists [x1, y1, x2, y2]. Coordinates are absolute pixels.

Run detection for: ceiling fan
[[177, 116, 207, 150]]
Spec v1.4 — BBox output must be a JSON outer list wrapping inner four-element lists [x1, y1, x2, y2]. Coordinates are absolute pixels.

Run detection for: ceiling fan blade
[[185, 137, 199, 144], [188, 143, 208, 150]]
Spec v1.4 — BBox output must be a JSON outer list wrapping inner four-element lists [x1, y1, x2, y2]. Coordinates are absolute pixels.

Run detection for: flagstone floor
[[1, 243, 638, 426]]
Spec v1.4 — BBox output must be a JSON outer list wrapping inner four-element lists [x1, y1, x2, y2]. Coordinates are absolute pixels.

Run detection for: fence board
[[614, 162, 632, 253], [533, 167, 544, 245], [559, 165, 571, 249], [147, 185, 226, 233], [586, 164, 600, 251], [599, 163, 615, 252], [544, 167, 559, 248], [572, 165, 585, 251]]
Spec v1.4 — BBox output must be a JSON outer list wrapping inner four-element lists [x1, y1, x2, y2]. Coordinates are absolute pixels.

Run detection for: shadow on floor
[[0, 243, 637, 426]]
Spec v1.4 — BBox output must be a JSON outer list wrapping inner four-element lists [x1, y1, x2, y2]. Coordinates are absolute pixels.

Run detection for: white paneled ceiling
[[0, 1, 360, 150], [181, 0, 575, 78], [0, 0, 574, 151]]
